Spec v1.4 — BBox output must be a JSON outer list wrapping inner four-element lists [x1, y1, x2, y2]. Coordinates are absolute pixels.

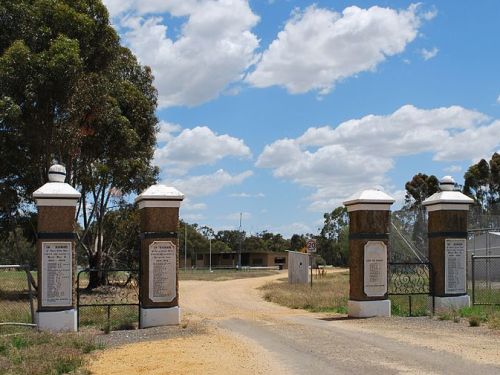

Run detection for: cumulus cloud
[[230, 192, 265, 198], [420, 47, 439, 61], [256, 105, 499, 211], [155, 126, 251, 174], [105, 0, 260, 107], [247, 4, 426, 95], [170, 169, 253, 197], [444, 165, 462, 173]]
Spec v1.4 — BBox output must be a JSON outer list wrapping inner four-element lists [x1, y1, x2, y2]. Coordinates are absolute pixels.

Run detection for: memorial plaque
[[41, 242, 72, 307], [364, 241, 387, 297], [149, 241, 176, 303], [445, 239, 466, 294]]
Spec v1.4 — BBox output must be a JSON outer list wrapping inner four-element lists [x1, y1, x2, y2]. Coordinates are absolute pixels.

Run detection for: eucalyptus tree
[[0, 0, 158, 285]]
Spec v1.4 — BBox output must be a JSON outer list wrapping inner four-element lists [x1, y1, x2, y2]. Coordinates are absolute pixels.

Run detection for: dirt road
[[88, 272, 500, 374]]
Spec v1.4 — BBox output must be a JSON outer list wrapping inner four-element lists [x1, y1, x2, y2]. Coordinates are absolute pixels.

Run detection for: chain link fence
[[0, 265, 36, 334], [471, 255, 500, 305]]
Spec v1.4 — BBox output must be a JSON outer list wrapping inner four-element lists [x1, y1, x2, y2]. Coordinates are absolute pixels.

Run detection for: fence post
[[32, 164, 80, 332], [422, 176, 473, 311], [343, 189, 395, 318], [471, 255, 475, 305]]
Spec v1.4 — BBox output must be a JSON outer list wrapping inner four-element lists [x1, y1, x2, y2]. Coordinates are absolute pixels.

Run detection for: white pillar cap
[[343, 189, 395, 212], [135, 184, 184, 209], [33, 165, 81, 207], [423, 176, 474, 212]]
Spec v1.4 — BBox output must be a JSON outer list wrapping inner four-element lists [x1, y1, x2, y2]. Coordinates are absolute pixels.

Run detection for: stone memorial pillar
[[33, 164, 81, 331], [423, 176, 473, 310], [343, 190, 395, 318], [135, 185, 184, 328]]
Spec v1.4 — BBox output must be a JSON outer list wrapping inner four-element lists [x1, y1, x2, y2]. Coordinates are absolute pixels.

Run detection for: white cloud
[[156, 121, 182, 142], [226, 212, 252, 221], [420, 47, 439, 61], [444, 165, 462, 173], [155, 126, 251, 174], [107, 0, 260, 107], [170, 169, 253, 197], [247, 4, 426, 95], [181, 213, 205, 222], [256, 105, 499, 211], [182, 199, 207, 211], [230, 192, 265, 198], [272, 222, 313, 237], [497, 94, 500, 104]]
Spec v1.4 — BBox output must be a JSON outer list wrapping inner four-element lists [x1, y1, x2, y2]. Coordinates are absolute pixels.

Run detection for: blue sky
[[103, 0, 500, 237]]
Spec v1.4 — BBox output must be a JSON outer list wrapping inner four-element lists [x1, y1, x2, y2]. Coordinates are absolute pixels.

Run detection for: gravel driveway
[[87, 271, 500, 374]]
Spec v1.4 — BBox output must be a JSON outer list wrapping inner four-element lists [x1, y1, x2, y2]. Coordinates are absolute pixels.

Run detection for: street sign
[[306, 239, 317, 254]]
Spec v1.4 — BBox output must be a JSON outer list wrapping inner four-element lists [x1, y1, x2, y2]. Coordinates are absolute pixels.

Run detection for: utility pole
[[237, 212, 242, 270], [184, 224, 187, 271], [209, 237, 212, 272]]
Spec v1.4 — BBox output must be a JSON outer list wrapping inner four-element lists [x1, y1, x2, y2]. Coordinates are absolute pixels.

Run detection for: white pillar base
[[348, 299, 391, 318], [430, 295, 470, 311], [140, 306, 181, 328], [37, 309, 77, 332]]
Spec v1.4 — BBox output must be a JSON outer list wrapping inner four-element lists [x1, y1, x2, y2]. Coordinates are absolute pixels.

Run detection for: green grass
[[390, 295, 430, 317], [259, 271, 349, 313], [436, 305, 500, 329], [179, 269, 279, 281], [0, 331, 102, 375], [78, 305, 139, 332]]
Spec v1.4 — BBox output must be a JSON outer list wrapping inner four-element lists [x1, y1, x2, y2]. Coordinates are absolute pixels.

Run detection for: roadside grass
[[180, 269, 279, 282], [436, 305, 500, 329], [259, 271, 349, 313], [79, 305, 139, 332], [0, 331, 102, 375], [390, 295, 430, 317]]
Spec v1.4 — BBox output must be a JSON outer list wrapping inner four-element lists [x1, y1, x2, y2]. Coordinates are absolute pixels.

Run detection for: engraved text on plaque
[[41, 242, 72, 307], [364, 241, 387, 297], [149, 241, 176, 303], [445, 239, 466, 294]]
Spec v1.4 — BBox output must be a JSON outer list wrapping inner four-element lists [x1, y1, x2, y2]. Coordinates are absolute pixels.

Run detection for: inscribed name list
[[41, 242, 72, 306], [364, 241, 387, 297], [149, 241, 176, 303], [445, 239, 466, 294]]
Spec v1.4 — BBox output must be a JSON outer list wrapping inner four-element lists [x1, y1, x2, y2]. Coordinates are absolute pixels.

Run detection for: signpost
[[306, 239, 317, 287]]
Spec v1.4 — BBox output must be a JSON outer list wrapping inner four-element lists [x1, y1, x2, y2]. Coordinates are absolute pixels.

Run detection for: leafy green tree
[[0, 0, 158, 285], [404, 173, 439, 209], [290, 234, 306, 252], [463, 153, 500, 212], [319, 207, 349, 266], [400, 173, 439, 253], [179, 221, 209, 265]]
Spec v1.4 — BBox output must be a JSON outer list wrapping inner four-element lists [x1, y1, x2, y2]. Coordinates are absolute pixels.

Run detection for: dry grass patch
[[180, 269, 278, 282], [259, 271, 349, 313], [0, 332, 102, 375]]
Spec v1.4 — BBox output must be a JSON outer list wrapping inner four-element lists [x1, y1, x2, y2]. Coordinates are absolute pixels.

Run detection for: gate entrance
[[388, 215, 434, 316], [77, 268, 140, 332]]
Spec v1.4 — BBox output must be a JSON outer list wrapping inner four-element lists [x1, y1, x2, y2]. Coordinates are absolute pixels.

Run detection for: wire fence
[[0, 265, 37, 335], [471, 255, 500, 305]]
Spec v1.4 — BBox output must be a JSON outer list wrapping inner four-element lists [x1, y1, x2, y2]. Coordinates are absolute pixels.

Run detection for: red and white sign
[[306, 239, 317, 254]]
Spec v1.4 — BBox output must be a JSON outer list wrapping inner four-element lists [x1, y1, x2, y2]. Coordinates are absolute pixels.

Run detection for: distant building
[[180, 250, 288, 269]]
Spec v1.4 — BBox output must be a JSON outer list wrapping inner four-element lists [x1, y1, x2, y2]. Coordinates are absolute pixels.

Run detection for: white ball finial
[[48, 164, 66, 183], [439, 175, 455, 191]]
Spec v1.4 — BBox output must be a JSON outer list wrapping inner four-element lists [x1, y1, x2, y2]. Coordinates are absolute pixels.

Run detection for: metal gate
[[388, 262, 434, 316], [77, 268, 140, 331]]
